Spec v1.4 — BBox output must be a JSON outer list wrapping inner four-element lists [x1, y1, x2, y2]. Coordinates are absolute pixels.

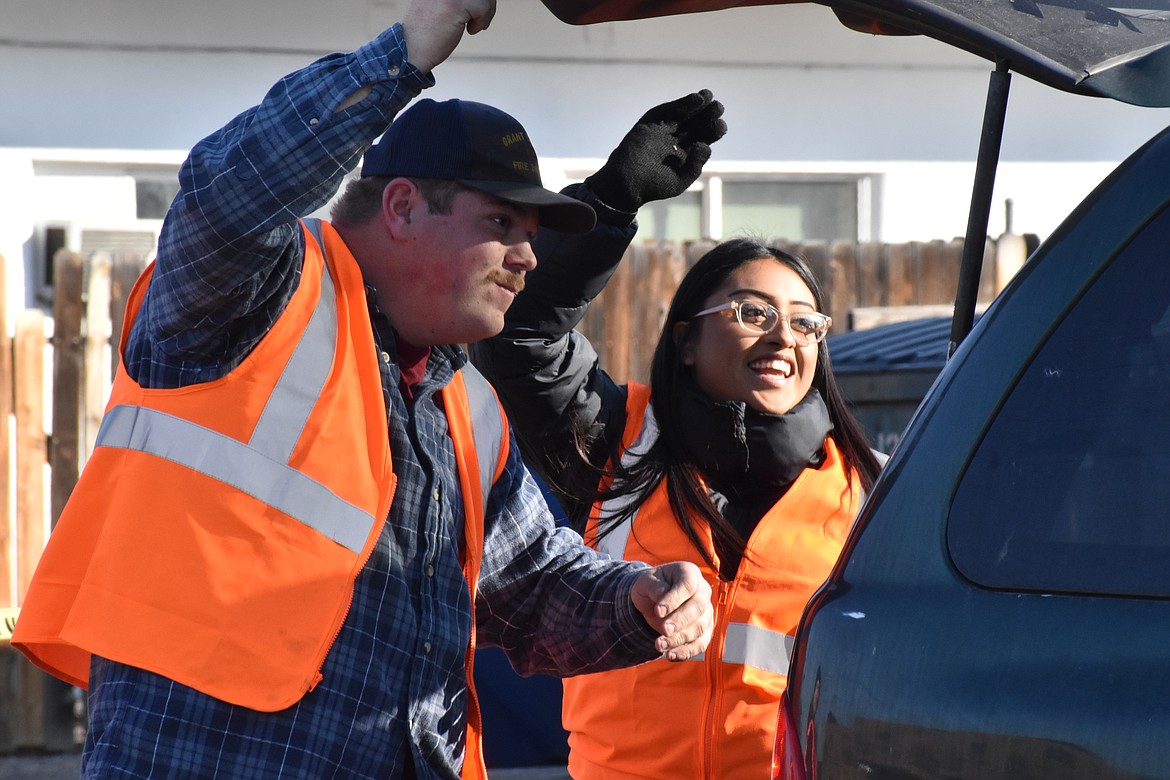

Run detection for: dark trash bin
[[827, 317, 952, 454]]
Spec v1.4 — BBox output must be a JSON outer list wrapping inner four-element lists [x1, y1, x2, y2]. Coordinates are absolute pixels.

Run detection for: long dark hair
[[594, 238, 882, 572]]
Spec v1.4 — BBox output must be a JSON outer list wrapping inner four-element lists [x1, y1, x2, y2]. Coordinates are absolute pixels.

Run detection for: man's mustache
[[487, 268, 525, 294]]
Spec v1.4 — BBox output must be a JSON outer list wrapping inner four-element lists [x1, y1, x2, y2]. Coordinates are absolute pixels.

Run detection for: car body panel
[[788, 123, 1170, 779]]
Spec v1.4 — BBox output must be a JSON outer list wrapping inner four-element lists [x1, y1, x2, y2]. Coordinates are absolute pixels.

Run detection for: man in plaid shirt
[[13, 1, 714, 777]]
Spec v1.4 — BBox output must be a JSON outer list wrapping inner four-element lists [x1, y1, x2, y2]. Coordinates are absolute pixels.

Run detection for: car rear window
[[948, 205, 1170, 597]]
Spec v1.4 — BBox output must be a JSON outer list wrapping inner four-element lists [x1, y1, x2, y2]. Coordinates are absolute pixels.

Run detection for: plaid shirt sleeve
[[475, 435, 663, 676], [124, 24, 433, 388]]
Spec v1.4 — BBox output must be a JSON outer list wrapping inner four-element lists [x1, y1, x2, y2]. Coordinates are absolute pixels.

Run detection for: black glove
[[585, 90, 727, 213]]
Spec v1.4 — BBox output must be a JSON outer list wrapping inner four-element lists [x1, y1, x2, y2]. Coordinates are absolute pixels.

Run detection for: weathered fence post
[[0, 249, 87, 755], [1, 253, 11, 617], [30, 248, 88, 753], [13, 313, 46, 617], [919, 239, 962, 304], [51, 249, 84, 535], [83, 253, 112, 459], [7, 308, 50, 753], [581, 245, 633, 383], [109, 252, 145, 379]]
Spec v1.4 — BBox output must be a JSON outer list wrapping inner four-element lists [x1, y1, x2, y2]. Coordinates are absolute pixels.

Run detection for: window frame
[[561, 167, 879, 243]]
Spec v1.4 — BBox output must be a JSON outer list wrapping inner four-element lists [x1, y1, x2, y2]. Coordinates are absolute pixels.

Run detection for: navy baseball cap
[[361, 98, 596, 234]]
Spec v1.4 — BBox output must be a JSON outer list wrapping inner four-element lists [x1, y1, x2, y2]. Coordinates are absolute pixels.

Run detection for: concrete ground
[[0, 753, 570, 779], [0, 753, 80, 780]]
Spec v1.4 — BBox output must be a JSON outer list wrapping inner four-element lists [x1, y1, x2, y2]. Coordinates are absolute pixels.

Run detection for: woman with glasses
[[471, 93, 883, 780]]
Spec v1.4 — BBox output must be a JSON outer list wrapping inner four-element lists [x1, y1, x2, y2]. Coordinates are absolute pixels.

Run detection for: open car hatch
[[537, 0, 1170, 351]]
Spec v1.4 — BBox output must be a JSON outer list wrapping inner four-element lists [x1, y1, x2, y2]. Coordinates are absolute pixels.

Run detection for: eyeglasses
[[690, 299, 832, 345]]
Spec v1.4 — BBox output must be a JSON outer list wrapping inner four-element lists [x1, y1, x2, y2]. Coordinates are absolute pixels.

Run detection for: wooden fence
[[1, 247, 144, 755], [581, 234, 1019, 384], [0, 231, 1025, 754]]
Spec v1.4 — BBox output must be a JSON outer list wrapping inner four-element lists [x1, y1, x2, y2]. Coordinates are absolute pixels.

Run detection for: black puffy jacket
[[470, 182, 638, 529]]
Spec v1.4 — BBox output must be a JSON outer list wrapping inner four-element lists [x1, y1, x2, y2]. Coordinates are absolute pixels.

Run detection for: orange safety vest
[[562, 383, 861, 780], [13, 219, 506, 780]]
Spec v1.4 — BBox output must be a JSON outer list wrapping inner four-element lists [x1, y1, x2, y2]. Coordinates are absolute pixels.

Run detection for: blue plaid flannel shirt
[[83, 24, 656, 780]]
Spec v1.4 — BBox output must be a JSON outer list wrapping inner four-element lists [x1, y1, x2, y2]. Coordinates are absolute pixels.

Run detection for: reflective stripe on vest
[[459, 362, 506, 512], [681, 624, 793, 674], [94, 218, 502, 554], [596, 404, 659, 560], [723, 622, 794, 676]]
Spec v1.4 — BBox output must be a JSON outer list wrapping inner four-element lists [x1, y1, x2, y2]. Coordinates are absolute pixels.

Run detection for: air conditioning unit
[[33, 223, 156, 305]]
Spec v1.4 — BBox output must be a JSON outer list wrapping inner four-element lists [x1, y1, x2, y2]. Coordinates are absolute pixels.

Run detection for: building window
[[634, 190, 703, 243], [720, 178, 860, 243], [135, 177, 180, 219], [28, 160, 177, 304], [616, 172, 872, 244]]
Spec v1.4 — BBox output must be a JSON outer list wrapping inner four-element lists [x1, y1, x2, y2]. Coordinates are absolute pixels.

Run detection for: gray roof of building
[[826, 316, 953, 373]]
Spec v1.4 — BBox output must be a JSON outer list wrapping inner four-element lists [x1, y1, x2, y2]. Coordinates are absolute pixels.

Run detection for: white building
[[4, 0, 1169, 320]]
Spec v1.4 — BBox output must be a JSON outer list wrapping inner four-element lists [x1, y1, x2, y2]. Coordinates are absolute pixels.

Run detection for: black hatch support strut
[[948, 59, 1011, 359]]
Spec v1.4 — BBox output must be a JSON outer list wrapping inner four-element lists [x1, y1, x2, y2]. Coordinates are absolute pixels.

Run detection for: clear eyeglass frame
[[690, 299, 832, 345]]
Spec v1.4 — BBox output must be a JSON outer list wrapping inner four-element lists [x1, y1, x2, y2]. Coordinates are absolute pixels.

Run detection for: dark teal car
[[772, 116, 1170, 780], [541, 2, 1170, 777]]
